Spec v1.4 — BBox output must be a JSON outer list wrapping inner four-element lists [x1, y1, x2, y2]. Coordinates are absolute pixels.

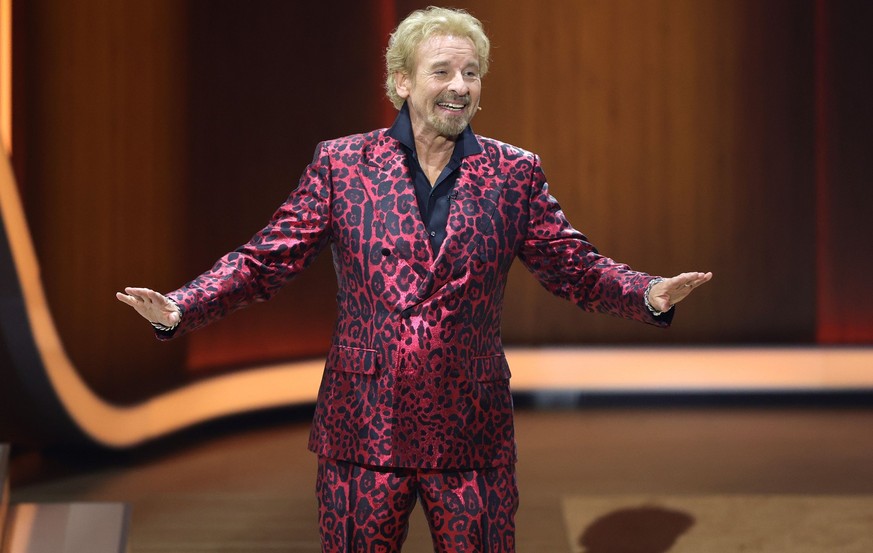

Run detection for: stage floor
[[9, 400, 873, 552]]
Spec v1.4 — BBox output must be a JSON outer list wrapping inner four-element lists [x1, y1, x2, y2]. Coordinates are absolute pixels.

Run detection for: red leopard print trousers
[[316, 457, 519, 552]]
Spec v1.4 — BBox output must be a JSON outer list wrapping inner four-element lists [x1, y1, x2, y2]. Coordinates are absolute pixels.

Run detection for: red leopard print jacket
[[162, 129, 669, 469]]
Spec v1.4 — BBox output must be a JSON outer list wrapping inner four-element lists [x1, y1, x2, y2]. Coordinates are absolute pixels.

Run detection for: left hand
[[116, 286, 182, 328], [647, 271, 713, 313]]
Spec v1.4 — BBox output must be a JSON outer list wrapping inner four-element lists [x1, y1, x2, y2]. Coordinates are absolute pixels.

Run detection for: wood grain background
[[8, 0, 872, 404]]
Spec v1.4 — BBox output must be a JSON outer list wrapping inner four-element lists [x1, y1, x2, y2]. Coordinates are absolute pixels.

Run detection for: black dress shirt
[[386, 103, 483, 254]]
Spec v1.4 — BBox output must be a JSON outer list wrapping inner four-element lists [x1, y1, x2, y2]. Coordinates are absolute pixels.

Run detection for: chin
[[431, 115, 471, 137]]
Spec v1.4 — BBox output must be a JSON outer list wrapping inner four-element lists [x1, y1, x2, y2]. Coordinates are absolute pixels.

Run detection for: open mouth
[[437, 101, 467, 112]]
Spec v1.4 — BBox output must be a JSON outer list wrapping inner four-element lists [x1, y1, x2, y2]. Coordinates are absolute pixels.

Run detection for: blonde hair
[[385, 6, 490, 110]]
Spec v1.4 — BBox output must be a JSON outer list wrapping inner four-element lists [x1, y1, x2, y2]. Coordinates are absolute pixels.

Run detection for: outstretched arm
[[114, 141, 334, 338], [116, 287, 182, 330], [646, 271, 713, 314]]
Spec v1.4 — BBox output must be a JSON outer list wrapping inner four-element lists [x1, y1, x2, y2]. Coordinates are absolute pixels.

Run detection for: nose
[[448, 71, 469, 96]]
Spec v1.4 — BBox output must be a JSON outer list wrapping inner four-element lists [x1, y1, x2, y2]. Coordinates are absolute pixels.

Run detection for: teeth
[[438, 102, 465, 110]]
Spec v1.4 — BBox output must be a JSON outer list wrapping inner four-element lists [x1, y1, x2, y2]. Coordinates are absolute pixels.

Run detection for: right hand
[[116, 287, 181, 328]]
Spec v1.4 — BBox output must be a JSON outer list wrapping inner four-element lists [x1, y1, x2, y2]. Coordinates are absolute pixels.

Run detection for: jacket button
[[381, 248, 391, 256]]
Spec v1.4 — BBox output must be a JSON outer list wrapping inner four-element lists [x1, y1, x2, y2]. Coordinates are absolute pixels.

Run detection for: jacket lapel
[[357, 133, 503, 297], [358, 134, 435, 278], [430, 147, 501, 284]]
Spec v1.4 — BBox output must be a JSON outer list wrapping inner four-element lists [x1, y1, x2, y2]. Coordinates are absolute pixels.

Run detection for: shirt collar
[[386, 102, 483, 160]]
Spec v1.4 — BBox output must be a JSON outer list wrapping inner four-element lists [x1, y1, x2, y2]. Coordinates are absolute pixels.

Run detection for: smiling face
[[394, 34, 482, 142]]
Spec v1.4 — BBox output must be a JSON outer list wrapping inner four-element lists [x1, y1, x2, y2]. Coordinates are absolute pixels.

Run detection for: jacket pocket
[[326, 344, 378, 375], [470, 354, 512, 382]]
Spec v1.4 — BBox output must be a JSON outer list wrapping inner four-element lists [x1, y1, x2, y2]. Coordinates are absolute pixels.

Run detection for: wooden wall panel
[[436, 0, 816, 344], [15, 0, 396, 401], [18, 0, 191, 401], [179, 1, 390, 372], [816, 0, 873, 343]]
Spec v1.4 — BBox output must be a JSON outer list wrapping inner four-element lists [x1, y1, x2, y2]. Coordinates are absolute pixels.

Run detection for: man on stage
[[118, 6, 711, 552]]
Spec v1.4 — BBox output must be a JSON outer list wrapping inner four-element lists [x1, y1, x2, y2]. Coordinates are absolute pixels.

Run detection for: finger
[[125, 287, 170, 308], [673, 274, 713, 298], [123, 287, 151, 301], [124, 286, 152, 294], [674, 272, 711, 288], [666, 276, 694, 292], [143, 289, 170, 305], [686, 272, 713, 288], [116, 291, 140, 306], [677, 280, 696, 292]]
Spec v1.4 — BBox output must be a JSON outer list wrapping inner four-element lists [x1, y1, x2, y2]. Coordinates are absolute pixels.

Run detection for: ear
[[394, 71, 411, 100]]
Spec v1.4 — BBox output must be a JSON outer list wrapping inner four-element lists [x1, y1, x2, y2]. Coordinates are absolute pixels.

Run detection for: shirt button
[[429, 231, 436, 237]]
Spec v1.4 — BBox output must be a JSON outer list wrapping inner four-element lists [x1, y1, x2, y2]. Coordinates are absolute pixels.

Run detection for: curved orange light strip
[[1, 0, 12, 155], [0, 151, 325, 448]]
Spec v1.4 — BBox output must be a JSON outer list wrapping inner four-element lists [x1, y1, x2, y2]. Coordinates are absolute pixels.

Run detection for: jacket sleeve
[[516, 156, 671, 327], [159, 142, 334, 339]]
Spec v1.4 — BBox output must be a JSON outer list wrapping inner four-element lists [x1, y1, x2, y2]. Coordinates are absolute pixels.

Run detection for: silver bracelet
[[150, 320, 179, 332], [644, 277, 671, 316], [151, 300, 182, 332]]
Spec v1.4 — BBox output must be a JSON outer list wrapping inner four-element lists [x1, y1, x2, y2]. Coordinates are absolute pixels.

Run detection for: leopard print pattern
[[163, 130, 669, 469], [316, 456, 518, 552]]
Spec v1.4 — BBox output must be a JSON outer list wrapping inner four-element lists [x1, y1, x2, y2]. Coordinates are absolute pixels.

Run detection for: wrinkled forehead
[[411, 34, 479, 71]]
